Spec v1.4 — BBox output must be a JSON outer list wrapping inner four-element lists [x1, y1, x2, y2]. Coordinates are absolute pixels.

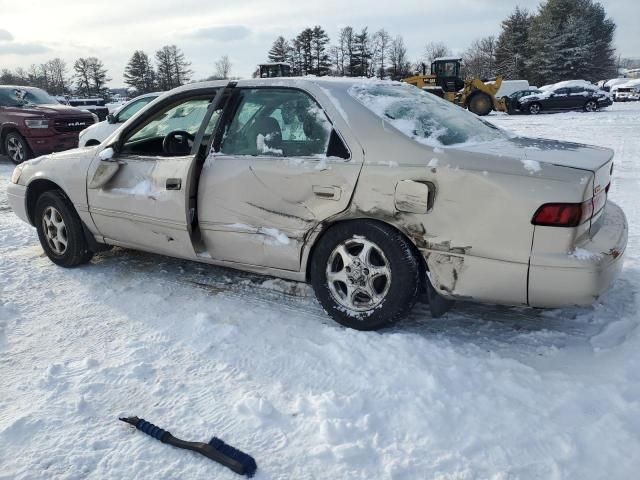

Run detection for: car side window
[[121, 96, 213, 157], [554, 88, 569, 95], [117, 97, 154, 123], [220, 88, 336, 158]]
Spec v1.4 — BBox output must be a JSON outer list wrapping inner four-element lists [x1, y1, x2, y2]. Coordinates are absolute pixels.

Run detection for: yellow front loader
[[403, 58, 507, 116]]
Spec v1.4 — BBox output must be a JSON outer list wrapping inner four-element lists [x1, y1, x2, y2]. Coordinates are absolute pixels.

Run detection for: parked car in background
[[66, 97, 110, 121], [518, 81, 612, 114], [79, 92, 159, 146], [611, 80, 640, 102], [0, 86, 95, 164], [505, 89, 543, 114]]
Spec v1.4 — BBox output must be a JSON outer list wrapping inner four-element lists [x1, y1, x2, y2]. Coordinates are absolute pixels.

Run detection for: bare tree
[[418, 41, 453, 71], [214, 55, 232, 79], [388, 35, 411, 80], [463, 36, 497, 80], [372, 29, 391, 78]]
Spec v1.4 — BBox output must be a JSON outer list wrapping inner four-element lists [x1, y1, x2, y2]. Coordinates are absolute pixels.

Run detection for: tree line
[[267, 26, 412, 80], [266, 0, 621, 85], [0, 45, 231, 99]]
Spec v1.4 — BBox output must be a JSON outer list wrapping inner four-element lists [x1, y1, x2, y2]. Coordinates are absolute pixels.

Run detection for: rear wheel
[[584, 100, 598, 112], [35, 191, 93, 267], [528, 102, 542, 115], [4, 132, 30, 164], [468, 93, 493, 116], [310, 220, 421, 330]]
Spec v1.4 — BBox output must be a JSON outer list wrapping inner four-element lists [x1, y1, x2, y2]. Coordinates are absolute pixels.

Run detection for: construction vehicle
[[403, 57, 507, 116], [258, 63, 292, 78]]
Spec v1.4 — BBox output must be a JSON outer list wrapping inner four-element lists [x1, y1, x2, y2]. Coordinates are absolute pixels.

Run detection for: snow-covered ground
[[1, 103, 639, 479]]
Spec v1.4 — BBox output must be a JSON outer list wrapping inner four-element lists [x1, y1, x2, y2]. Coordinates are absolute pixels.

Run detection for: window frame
[[212, 86, 351, 161], [115, 88, 220, 158], [115, 96, 156, 123]]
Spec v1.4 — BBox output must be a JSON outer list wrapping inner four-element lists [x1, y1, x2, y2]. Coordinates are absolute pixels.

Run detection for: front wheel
[[4, 132, 30, 164], [527, 103, 542, 115], [584, 100, 598, 112], [310, 220, 421, 330], [468, 93, 493, 116], [35, 191, 94, 267]]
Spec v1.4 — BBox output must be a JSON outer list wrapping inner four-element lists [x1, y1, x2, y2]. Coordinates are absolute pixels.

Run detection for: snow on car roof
[[604, 78, 630, 88], [611, 79, 640, 91], [540, 80, 598, 91]]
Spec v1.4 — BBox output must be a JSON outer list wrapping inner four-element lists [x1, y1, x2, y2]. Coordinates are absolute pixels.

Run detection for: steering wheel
[[162, 130, 195, 155]]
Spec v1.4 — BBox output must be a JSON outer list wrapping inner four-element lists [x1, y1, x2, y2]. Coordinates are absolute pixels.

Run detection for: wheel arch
[[0, 124, 22, 154], [303, 217, 428, 290], [25, 178, 67, 225]]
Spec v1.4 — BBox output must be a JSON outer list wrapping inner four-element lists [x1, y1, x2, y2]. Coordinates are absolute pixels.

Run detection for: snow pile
[[522, 159, 542, 173], [570, 248, 601, 260], [348, 81, 505, 147], [259, 227, 290, 245], [540, 80, 598, 91]]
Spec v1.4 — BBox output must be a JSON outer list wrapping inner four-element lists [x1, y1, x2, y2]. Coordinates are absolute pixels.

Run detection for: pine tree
[[268, 36, 290, 63], [74, 57, 109, 96], [311, 26, 330, 76], [351, 28, 371, 77], [528, 0, 616, 85], [495, 7, 533, 80], [155, 45, 191, 90], [124, 51, 156, 93]]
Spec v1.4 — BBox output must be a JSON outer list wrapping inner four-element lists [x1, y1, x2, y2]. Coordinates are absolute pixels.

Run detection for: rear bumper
[[6, 182, 30, 224], [25, 133, 79, 156], [528, 201, 627, 307]]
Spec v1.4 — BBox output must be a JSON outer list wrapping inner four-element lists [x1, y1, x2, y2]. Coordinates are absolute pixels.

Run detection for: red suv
[[0, 86, 95, 164]]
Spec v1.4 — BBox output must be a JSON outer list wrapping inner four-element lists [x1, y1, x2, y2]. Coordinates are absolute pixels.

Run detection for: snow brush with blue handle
[[119, 416, 257, 477]]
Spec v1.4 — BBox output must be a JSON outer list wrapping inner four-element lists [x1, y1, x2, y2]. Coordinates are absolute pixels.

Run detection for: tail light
[[532, 183, 609, 227]]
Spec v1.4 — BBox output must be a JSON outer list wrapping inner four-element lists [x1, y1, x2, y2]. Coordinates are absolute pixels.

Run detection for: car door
[[196, 86, 363, 271], [86, 89, 219, 258], [567, 87, 587, 109], [549, 88, 570, 110]]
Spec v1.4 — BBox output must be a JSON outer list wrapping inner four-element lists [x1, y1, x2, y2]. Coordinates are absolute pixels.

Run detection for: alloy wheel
[[585, 101, 597, 112], [6, 136, 25, 163], [529, 103, 541, 114], [42, 206, 68, 255], [326, 236, 392, 312]]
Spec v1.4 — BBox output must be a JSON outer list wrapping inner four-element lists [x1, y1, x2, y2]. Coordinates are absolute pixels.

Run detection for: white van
[[494, 80, 530, 99]]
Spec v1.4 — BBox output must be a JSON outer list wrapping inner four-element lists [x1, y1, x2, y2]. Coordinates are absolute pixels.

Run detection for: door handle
[[166, 178, 182, 190], [313, 185, 341, 200]]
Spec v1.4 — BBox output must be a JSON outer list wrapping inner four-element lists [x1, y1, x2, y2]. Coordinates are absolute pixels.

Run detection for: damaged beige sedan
[[7, 78, 628, 330]]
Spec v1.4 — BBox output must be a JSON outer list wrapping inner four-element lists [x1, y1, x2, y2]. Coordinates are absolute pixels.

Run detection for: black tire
[[584, 100, 598, 112], [310, 220, 421, 330], [35, 190, 94, 267], [528, 102, 542, 115], [4, 131, 31, 164], [468, 93, 493, 116]]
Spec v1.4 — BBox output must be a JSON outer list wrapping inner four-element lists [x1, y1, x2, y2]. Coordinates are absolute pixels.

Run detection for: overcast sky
[[0, 0, 638, 87]]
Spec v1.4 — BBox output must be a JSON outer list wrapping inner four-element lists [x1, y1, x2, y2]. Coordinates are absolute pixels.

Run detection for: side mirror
[[106, 114, 117, 124]]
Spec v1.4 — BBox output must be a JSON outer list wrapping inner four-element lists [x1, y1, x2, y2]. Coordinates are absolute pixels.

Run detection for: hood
[[453, 136, 613, 173], [13, 103, 94, 118]]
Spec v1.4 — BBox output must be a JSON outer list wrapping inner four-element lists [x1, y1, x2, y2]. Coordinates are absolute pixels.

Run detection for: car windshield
[[512, 90, 540, 99], [348, 82, 506, 147], [0, 87, 59, 107]]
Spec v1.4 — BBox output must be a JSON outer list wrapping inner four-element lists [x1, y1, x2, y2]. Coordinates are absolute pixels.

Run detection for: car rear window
[[348, 82, 506, 147]]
